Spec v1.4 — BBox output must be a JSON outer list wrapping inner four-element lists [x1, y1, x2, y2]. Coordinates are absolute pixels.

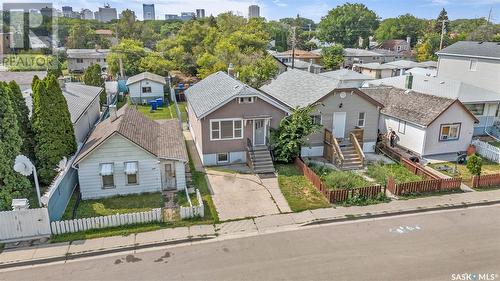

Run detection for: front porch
[[322, 127, 366, 170]]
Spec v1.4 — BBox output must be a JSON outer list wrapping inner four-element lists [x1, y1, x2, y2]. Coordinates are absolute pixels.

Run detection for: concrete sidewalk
[[1, 189, 500, 269]]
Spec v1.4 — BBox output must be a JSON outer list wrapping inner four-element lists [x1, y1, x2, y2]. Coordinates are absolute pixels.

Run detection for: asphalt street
[[1, 205, 500, 281]]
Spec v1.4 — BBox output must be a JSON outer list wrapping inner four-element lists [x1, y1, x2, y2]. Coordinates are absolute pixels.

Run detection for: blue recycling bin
[[149, 100, 158, 111], [155, 98, 163, 107]]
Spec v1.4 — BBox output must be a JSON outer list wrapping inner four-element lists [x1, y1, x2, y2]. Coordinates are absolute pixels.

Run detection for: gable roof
[[379, 39, 407, 50], [364, 74, 500, 103], [285, 59, 323, 69], [359, 86, 478, 127], [344, 48, 381, 57], [260, 68, 340, 108], [354, 62, 397, 70], [185, 71, 288, 118], [126, 72, 166, 86], [436, 41, 500, 60], [67, 49, 110, 59], [276, 49, 321, 59], [319, 69, 373, 81], [385, 60, 420, 69], [74, 105, 188, 164]]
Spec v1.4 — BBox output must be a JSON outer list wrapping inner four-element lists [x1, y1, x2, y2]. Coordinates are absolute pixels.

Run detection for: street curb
[[0, 236, 215, 270], [302, 199, 500, 227]]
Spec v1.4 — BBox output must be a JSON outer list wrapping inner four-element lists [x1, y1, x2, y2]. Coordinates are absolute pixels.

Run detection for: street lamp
[[13, 155, 42, 207]]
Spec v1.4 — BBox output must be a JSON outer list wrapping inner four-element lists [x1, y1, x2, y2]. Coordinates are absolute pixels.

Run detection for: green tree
[[415, 33, 444, 62], [318, 3, 379, 47], [107, 39, 146, 77], [238, 55, 279, 88], [139, 52, 175, 77], [8, 81, 34, 158], [435, 8, 449, 34], [321, 45, 344, 70], [83, 64, 107, 106], [375, 14, 426, 46], [67, 24, 96, 49], [466, 154, 482, 177], [0, 83, 32, 210], [31, 75, 77, 185], [270, 105, 322, 162]]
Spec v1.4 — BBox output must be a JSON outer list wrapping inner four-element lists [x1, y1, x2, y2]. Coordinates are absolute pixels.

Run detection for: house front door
[[253, 119, 266, 146], [333, 112, 347, 138], [162, 163, 176, 191]]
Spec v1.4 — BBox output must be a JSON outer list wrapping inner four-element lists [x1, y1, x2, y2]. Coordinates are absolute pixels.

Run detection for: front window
[[440, 123, 461, 141], [142, 87, 152, 93], [311, 114, 322, 125], [357, 112, 366, 127], [100, 163, 114, 188], [210, 119, 243, 140], [465, 103, 485, 116], [124, 161, 138, 185]]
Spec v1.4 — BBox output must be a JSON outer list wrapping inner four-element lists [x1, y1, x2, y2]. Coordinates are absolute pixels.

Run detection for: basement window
[[217, 153, 229, 164]]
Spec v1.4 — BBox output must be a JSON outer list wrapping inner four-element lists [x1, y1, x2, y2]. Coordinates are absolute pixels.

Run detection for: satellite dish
[[13, 155, 34, 176]]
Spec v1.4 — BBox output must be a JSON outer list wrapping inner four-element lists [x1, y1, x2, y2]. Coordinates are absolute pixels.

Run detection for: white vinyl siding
[[127, 79, 164, 104]]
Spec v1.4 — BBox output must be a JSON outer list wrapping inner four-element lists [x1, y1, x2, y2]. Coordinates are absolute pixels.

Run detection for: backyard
[[429, 156, 500, 186], [135, 102, 178, 120], [276, 164, 330, 212], [62, 192, 164, 220]]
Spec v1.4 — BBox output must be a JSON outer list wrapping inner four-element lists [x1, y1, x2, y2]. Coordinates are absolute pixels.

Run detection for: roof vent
[[440, 81, 445, 84], [234, 85, 240, 89], [478, 41, 484, 44]]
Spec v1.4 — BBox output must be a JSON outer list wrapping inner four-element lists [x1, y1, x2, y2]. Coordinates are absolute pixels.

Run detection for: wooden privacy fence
[[472, 139, 500, 164], [180, 189, 205, 219], [294, 158, 383, 203], [400, 158, 440, 180], [471, 173, 500, 188], [50, 208, 163, 235], [0, 208, 51, 242], [386, 177, 462, 196]]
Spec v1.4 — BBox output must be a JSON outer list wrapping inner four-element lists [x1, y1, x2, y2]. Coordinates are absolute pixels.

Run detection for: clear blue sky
[[45, 0, 499, 22]]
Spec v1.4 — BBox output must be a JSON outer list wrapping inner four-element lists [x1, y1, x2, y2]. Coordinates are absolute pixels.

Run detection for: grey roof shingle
[[0, 71, 47, 90], [344, 48, 381, 57], [354, 62, 397, 70], [319, 69, 373, 81], [285, 59, 323, 69], [75, 105, 188, 164], [126, 72, 166, 86], [437, 41, 500, 59], [260, 68, 340, 108], [67, 49, 110, 59], [185, 71, 264, 118], [385, 60, 420, 69], [360, 86, 467, 127]]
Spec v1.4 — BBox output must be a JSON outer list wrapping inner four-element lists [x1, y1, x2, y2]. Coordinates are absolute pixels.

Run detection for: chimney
[[405, 73, 413, 90], [227, 63, 235, 77], [109, 104, 117, 122], [308, 59, 314, 73], [406, 36, 411, 45]]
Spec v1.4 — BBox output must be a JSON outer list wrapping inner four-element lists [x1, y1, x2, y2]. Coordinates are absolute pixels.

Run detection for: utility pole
[[439, 19, 448, 50], [487, 7, 492, 24], [291, 26, 296, 69]]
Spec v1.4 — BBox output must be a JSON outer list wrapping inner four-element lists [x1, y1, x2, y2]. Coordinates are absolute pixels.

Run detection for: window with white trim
[[469, 59, 478, 71], [210, 119, 243, 140], [100, 163, 115, 188], [357, 112, 366, 127], [310, 114, 322, 125], [124, 161, 138, 185], [398, 120, 406, 134], [440, 123, 461, 141], [238, 97, 254, 104], [217, 153, 229, 163]]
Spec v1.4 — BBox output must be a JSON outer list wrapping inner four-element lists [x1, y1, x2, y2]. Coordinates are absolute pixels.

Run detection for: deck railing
[[350, 132, 365, 166]]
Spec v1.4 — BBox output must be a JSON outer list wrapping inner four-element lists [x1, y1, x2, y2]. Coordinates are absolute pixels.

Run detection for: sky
[[2, 0, 500, 22]]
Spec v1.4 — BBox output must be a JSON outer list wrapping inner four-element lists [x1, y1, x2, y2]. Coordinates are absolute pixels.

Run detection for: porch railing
[[350, 132, 365, 166], [324, 129, 344, 168], [246, 138, 255, 170]]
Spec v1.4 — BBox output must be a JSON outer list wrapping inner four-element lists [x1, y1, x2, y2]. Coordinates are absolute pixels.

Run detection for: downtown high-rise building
[[62, 6, 73, 18], [81, 9, 93, 20], [143, 4, 155, 20], [97, 4, 117, 22], [196, 9, 205, 19], [248, 5, 260, 18]]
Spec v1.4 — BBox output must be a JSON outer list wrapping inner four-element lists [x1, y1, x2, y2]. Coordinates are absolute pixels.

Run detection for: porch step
[[249, 147, 275, 173]]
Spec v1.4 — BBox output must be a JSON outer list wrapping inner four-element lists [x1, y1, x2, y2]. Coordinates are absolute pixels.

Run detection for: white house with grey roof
[[364, 74, 500, 136], [67, 49, 110, 73], [436, 41, 500, 93], [360, 86, 478, 157], [126, 72, 166, 104], [319, 69, 373, 88], [74, 105, 188, 199]]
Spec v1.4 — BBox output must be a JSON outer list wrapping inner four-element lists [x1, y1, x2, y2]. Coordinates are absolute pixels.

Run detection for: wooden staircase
[[340, 144, 363, 170]]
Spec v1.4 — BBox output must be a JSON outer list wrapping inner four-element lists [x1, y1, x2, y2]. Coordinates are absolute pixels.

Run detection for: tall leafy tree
[[318, 3, 379, 47], [271, 105, 321, 163], [374, 14, 426, 46], [67, 24, 96, 49], [139, 52, 175, 77], [107, 39, 146, 77], [321, 45, 344, 70], [31, 76, 77, 185], [0, 83, 32, 210], [238, 55, 279, 88], [83, 64, 107, 106], [8, 81, 34, 158], [435, 8, 449, 33]]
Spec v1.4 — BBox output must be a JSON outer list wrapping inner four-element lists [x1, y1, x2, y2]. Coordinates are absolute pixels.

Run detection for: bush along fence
[[471, 173, 500, 189], [294, 158, 384, 203], [180, 189, 205, 219], [471, 139, 500, 164], [50, 208, 163, 235]]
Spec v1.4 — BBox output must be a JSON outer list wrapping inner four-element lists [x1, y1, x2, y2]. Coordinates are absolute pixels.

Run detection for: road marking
[[389, 225, 422, 234]]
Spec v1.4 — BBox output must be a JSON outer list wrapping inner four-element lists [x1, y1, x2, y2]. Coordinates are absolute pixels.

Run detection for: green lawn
[[178, 102, 188, 122], [134, 102, 177, 120], [64, 192, 164, 219], [367, 163, 423, 185], [308, 162, 369, 190], [176, 191, 199, 207], [276, 164, 330, 212], [428, 157, 500, 186]]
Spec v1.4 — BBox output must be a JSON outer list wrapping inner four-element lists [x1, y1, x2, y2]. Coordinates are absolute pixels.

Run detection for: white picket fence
[[472, 139, 500, 163], [179, 190, 204, 219], [0, 208, 51, 242], [50, 208, 163, 235]]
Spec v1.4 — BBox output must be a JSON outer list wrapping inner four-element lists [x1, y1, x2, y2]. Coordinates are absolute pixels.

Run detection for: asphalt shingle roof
[[319, 69, 373, 81], [385, 60, 420, 69], [437, 41, 500, 59], [360, 86, 466, 127], [75, 105, 188, 164], [260, 68, 340, 108], [126, 72, 166, 86], [67, 49, 110, 59], [185, 71, 263, 118], [0, 71, 46, 90]]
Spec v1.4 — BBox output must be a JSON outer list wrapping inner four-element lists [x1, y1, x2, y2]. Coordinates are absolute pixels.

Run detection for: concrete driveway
[[206, 170, 290, 221]]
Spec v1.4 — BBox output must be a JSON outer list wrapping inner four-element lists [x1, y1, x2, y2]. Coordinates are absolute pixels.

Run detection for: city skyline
[[37, 0, 499, 22]]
